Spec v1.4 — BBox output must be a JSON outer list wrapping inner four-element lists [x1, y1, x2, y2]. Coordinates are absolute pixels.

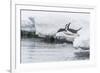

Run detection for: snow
[[73, 25, 90, 49], [34, 13, 89, 36], [55, 31, 78, 42], [21, 10, 90, 48], [21, 18, 36, 32], [21, 10, 90, 36]]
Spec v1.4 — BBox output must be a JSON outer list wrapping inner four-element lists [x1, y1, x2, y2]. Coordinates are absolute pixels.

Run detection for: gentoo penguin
[[57, 22, 82, 33]]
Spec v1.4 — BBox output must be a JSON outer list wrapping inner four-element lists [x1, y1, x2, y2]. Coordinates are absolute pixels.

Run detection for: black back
[[57, 22, 82, 33], [57, 28, 66, 32], [67, 23, 82, 33]]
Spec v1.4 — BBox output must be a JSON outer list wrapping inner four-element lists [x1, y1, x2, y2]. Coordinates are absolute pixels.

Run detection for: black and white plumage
[[57, 22, 82, 33], [67, 22, 82, 33]]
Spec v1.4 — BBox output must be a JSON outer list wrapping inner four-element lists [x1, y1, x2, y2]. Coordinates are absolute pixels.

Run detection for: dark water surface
[[21, 38, 89, 63]]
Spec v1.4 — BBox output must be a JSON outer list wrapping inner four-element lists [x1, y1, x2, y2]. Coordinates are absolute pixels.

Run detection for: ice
[[73, 25, 90, 49], [21, 38, 89, 63], [55, 31, 78, 42], [21, 18, 35, 32], [21, 12, 90, 46], [21, 10, 90, 36]]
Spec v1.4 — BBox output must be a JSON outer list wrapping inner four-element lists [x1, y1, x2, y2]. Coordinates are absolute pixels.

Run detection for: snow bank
[[55, 31, 78, 42], [21, 18, 35, 32], [73, 26, 90, 49]]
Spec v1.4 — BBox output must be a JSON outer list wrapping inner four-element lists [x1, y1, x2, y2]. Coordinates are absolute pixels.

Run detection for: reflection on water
[[21, 38, 89, 63]]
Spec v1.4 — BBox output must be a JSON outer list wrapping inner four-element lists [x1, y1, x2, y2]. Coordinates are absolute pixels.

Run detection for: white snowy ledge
[[55, 31, 79, 42], [73, 27, 90, 50]]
